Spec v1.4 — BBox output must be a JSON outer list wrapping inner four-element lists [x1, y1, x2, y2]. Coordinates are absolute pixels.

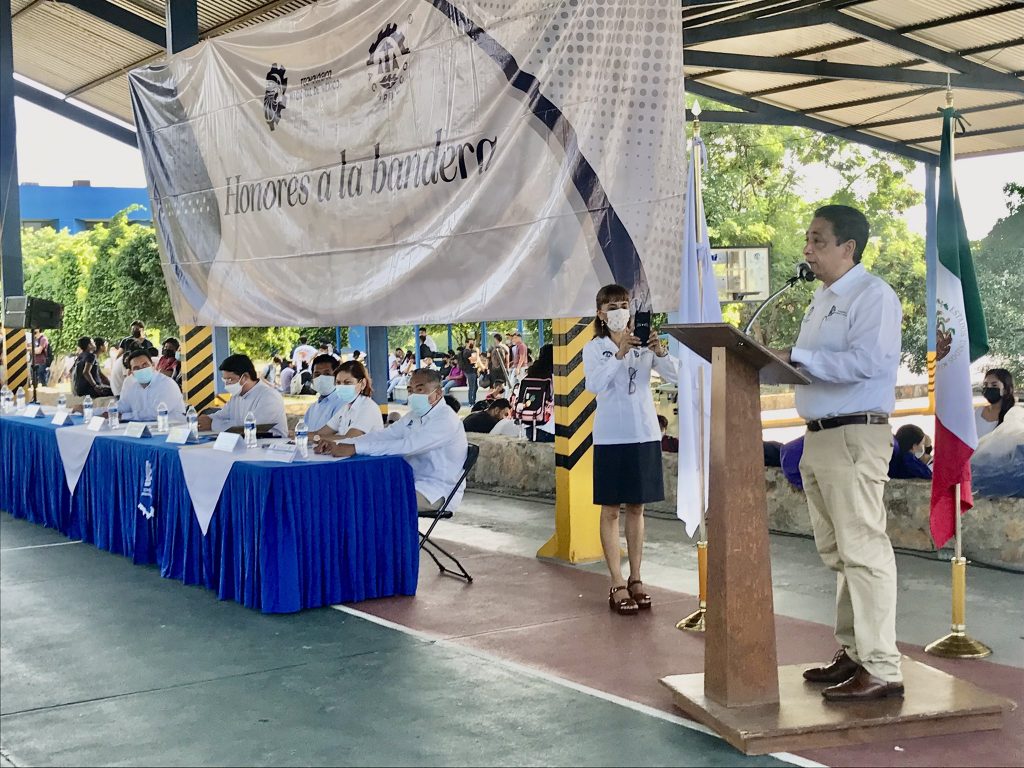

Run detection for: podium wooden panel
[[660, 323, 1010, 753]]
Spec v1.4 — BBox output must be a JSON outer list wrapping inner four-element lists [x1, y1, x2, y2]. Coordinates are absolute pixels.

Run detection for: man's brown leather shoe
[[822, 667, 904, 701], [803, 649, 861, 684]]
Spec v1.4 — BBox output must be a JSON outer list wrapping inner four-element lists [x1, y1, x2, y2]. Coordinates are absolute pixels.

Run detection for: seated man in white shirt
[[197, 353, 288, 438], [301, 354, 346, 432], [316, 369, 468, 511], [117, 348, 186, 422]]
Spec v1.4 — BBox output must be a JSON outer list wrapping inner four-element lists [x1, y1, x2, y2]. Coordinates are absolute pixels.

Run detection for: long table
[[0, 414, 419, 613]]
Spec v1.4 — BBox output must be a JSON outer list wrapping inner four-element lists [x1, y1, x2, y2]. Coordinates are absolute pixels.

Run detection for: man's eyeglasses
[[628, 367, 637, 395]]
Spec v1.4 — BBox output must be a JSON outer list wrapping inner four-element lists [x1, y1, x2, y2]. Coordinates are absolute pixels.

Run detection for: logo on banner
[[367, 22, 410, 102], [264, 63, 288, 130], [137, 460, 155, 520]]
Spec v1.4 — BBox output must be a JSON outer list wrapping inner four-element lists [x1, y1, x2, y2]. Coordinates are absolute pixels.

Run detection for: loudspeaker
[[2, 296, 64, 330]]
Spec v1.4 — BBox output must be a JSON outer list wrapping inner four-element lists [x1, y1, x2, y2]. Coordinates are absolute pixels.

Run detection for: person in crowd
[[93, 338, 112, 387], [72, 336, 112, 398], [444, 394, 462, 414], [780, 436, 805, 489], [510, 332, 529, 385], [32, 328, 50, 387], [117, 348, 186, 422], [118, 320, 156, 355], [516, 343, 555, 443], [300, 354, 346, 431], [198, 354, 288, 437], [463, 398, 512, 434], [386, 347, 405, 400], [438, 353, 454, 379], [291, 336, 318, 375], [262, 356, 281, 387], [420, 356, 438, 371], [318, 342, 339, 362], [351, 350, 362, 363], [401, 350, 416, 376], [488, 333, 509, 388], [419, 328, 438, 357], [976, 368, 1015, 439], [108, 339, 139, 397], [763, 441, 783, 466], [441, 359, 467, 396], [658, 415, 679, 453], [312, 360, 382, 440], [889, 424, 932, 480], [155, 338, 181, 381], [459, 338, 481, 405], [472, 381, 507, 412], [584, 285, 679, 616], [317, 369, 469, 511], [772, 204, 904, 702], [278, 359, 296, 394]]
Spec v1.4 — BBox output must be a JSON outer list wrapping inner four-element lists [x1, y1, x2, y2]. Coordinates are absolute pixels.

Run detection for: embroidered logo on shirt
[[602, 351, 613, 358], [825, 305, 849, 319]]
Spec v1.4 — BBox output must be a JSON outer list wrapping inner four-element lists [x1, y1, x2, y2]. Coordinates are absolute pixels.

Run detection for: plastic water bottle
[[244, 410, 257, 448], [156, 402, 169, 434], [518, 420, 526, 440], [107, 399, 120, 429], [82, 395, 94, 422], [186, 405, 198, 439], [16, 387, 26, 410], [1, 386, 11, 413], [56, 393, 67, 411], [295, 419, 308, 458]]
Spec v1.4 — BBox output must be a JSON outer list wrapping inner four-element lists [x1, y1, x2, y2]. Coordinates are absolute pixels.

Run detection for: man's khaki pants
[[416, 491, 443, 512], [800, 423, 902, 682]]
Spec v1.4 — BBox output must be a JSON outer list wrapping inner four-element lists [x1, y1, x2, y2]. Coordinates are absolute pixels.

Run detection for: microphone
[[743, 262, 816, 335]]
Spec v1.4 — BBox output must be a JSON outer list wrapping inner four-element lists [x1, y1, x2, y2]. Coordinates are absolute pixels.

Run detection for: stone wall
[[466, 434, 1024, 569]]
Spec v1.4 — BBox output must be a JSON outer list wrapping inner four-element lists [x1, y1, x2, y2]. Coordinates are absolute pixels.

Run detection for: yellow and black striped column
[[180, 325, 219, 412], [2, 326, 29, 394], [537, 317, 603, 563]]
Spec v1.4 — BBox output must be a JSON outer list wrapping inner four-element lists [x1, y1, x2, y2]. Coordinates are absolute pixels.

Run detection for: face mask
[[174, 351, 182, 361], [336, 383, 358, 403], [913, 447, 925, 459], [224, 380, 243, 396], [408, 392, 435, 416], [132, 329, 142, 338], [982, 387, 1002, 404], [605, 308, 631, 333], [312, 375, 336, 396], [133, 367, 155, 386]]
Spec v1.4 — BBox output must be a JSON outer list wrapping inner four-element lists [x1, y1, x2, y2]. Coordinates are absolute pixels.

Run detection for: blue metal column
[[1, 0, 24, 301], [413, 323, 421, 365], [334, 326, 342, 354], [366, 326, 390, 407], [480, 322, 488, 352], [924, 161, 938, 413], [538, 320, 545, 347], [517, 319, 524, 337], [446, 324, 453, 352]]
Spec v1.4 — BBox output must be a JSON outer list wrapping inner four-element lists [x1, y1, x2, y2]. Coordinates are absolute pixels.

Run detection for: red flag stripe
[[929, 417, 974, 548]]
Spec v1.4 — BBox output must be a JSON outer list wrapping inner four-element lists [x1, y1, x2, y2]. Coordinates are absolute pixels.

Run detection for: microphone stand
[[744, 267, 814, 336]]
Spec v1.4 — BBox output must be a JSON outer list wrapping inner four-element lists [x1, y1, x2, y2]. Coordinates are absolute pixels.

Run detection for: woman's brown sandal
[[627, 579, 652, 610], [608, 585, 639, 615]]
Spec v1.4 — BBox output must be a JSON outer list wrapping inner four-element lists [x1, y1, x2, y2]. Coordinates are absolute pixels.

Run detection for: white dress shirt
[[302, 387, 348, 432], [345, 399, 469, 509], [109, 355, 129, 396], [325, 395, 383, 436], [117, 371, 186, 422], [211, 380, 288, 437], [583, 337, 679, 445], [791, 264, 902, 421]]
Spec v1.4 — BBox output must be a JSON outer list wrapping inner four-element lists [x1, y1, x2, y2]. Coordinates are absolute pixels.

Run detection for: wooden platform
[[661, 657, 1013, 755]]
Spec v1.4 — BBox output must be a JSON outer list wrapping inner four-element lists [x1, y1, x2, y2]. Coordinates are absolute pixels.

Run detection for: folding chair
[[418, 443, 479, 583]]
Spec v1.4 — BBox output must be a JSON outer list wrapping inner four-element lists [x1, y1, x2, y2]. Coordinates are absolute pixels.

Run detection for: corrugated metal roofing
[[9, 0, 1024, 159]]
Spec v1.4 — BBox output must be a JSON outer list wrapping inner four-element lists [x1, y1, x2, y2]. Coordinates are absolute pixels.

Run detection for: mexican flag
[[930, 107, 988, 548]]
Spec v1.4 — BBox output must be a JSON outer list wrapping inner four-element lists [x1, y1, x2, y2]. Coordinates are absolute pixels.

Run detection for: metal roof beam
[[686, 80, 935, 163], [58, 0, 164, 47], [13, 79, 137, 147], [685, 50, 1022, 92], [959, 36, 1024, 57], [857, 98, 1024, 130], [686, 6, 833, 44], [900, 122, 1024, 146]]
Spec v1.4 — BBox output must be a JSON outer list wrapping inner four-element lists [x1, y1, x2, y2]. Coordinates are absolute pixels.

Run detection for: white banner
[[128, 0, 685, 327]]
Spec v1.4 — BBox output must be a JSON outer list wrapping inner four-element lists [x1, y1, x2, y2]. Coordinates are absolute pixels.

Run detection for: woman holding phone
[[583, 284, 679, 615]]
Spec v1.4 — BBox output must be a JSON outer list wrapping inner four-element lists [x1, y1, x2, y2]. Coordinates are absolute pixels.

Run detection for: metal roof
[[10, 0, 1024, 161]]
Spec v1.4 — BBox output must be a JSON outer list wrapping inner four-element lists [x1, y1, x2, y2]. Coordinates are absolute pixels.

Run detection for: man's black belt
[[806, 413, 889, 432]]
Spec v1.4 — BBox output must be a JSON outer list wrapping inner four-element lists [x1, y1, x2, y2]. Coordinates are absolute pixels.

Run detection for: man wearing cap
[[773, 204, 903, 702]]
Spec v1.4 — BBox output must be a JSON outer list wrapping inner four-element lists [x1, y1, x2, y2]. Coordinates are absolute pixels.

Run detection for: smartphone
[[634, 311, 652, 345]]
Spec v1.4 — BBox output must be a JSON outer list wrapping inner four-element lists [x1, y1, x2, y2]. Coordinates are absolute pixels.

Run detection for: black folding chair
[[418, 443, 479, 583]]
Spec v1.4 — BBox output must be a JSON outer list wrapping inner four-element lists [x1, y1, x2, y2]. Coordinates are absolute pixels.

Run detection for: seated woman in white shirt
[[116, 348, 187, 422], [312, 360, 383, 441], [583, 284, 679, 616], [976, 368, 1015, 439]]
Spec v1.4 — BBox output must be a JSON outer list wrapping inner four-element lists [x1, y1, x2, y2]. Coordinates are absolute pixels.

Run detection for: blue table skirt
[[0, 415, 419, 613]]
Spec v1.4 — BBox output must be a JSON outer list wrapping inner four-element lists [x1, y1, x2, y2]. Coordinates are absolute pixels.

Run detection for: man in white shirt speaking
[[118, 348, 186, 422], [317, 369, 468, 511], [198, 354, 289, 438], [774, 205, 903, 702]]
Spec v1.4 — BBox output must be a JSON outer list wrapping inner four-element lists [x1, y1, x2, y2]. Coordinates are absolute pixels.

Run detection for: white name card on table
[[166, 426, 194, 445], [22, 405, 44, 419], [51, 410, 74, 426], [124, 422, 152, 439], [259, 442, 296, 463], [87, 416, 109, 432], [213, 432, 245, 453]]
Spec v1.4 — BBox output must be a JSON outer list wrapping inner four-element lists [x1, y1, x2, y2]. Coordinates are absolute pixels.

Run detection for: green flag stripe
[[938, 107, 989, 363]]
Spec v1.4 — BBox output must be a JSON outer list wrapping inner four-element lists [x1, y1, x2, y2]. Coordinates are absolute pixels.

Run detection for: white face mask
[[408, 392, 436, 416], [336, 384, 359, 403], [312, 375, 336, 396], [224, 380, 243, 396], [604, 308, 631, 333]]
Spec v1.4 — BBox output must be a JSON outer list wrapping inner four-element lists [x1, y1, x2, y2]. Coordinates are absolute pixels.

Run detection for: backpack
[[511, 377, 554, 438]]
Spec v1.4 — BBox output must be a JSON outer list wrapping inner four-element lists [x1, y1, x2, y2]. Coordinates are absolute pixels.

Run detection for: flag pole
[[925, 489, 992, 659], [678, 101, 708, 633]]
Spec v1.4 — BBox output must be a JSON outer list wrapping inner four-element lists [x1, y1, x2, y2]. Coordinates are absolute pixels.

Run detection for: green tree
[[21, 226, 94, 354]]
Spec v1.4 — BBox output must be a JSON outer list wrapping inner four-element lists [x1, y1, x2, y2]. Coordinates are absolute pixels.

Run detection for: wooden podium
[[658, 324, 1011, 754]]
